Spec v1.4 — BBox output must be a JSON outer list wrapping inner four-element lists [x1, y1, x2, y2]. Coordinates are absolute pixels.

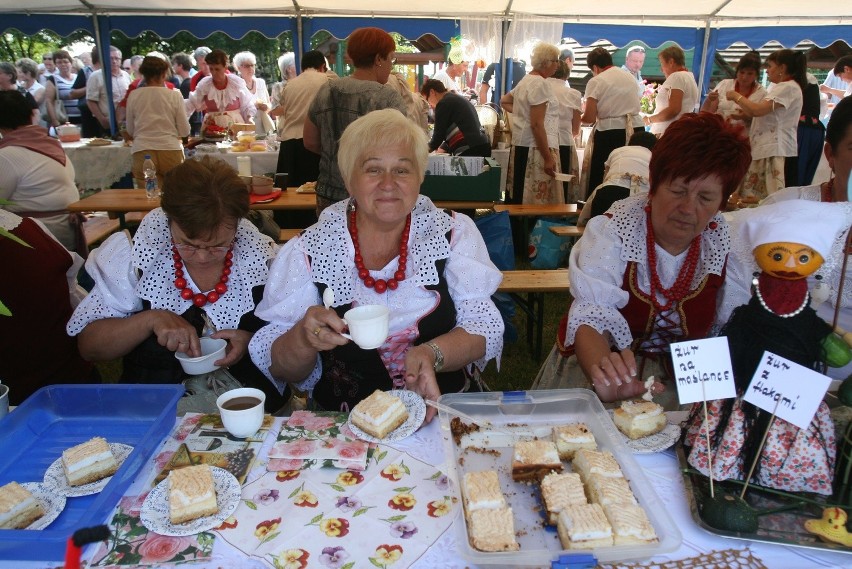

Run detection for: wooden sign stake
[[740, 395, 782, 500]]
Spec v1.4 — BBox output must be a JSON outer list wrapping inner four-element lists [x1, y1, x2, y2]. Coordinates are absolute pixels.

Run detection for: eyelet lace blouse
[[566, 194, 730, 350], [248, 195, 504, 396], [67, 208, 276, 336]]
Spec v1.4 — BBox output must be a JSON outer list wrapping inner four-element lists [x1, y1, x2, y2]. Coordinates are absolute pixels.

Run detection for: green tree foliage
[[0, 28, 90, 62]]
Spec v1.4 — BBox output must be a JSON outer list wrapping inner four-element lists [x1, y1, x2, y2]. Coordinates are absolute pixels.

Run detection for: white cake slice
[[62, 437, 118, 486], [169, 464, 219, 525], [0, 482, 44, 529], [350, 390, 409, 439]]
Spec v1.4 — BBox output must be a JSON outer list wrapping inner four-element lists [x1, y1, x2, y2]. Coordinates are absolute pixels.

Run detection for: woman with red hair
[[304, 27, 408, 214], [533, 113, 751, 409]]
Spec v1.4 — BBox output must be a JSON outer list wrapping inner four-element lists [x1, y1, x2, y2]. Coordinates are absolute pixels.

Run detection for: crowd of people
[[1, 29, 851, 443]]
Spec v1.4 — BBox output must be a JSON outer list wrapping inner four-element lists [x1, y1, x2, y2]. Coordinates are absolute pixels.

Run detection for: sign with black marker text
[[670, 337, 737, 404], [743, 351, 831, 430]]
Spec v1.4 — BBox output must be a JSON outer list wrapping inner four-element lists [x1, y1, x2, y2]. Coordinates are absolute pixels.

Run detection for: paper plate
[[19, 482, 66, 530], [347, 390, 426, 443], [140, 466, 241, 536], [43, 443, 134, 497], [608, 410, 681, 454]]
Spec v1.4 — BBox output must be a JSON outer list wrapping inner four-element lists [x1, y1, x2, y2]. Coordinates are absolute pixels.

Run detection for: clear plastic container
[[437, 389, 681, 566]]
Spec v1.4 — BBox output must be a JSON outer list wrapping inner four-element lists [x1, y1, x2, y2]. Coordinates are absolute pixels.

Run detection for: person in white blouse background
[[643, 45, 699, 136]]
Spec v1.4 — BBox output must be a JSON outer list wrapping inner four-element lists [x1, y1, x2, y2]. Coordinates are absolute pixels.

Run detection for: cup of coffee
[[0, 384, 9, 420], [342, 304, 390, 350], [216, 387, 265, 438]]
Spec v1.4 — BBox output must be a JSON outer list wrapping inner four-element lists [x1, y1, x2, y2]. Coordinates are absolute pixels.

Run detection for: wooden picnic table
[[492, 203, 580, 218], [498, 269, 570, 359]]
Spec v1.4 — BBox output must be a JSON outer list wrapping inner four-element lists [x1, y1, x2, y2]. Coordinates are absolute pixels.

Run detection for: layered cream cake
[[557, 503, 613, 549], [0, 482, 44, 529], [462, 470, 506, 518], [613, 400, 667, 440], [511, 440, 562, 482], [604, 503, 658, 545], [468, 507, 520, 551], [572, 449, 623, 481], [350, 390, 409, 439], [62, 437, 118, 486], [586, 475, 637, 507], [540, 471, 587, 525], [169, 464, 218, 524], [552, 423, 597, 460]]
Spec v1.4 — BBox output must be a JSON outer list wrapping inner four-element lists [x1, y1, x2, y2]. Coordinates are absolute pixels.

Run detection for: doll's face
[[753, 242, 824, 280]]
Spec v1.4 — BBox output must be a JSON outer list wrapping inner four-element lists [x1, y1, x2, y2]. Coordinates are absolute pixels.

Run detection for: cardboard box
[[420, 157, 501, 202]]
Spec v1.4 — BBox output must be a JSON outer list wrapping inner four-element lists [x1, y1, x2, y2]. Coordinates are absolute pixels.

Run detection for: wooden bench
[[498, 269, 570, 359], [548, 225, 584, 238], [82, 216, 120, 247], [278, 228, 302, 243], [493, 203, 580, 218]]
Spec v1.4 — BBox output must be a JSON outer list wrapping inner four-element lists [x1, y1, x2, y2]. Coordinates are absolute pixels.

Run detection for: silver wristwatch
[[425, 341, 444, 372]]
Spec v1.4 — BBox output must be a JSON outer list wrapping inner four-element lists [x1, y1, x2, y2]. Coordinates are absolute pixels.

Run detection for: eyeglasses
[[43, 57, 53, 61], [122, 67, 131, 71], [172, 241, 234, 257], [240, 63, 256, 68]]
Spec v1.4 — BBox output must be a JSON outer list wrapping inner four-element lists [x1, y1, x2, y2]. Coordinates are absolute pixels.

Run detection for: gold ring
[[312, 327, 322, 336]]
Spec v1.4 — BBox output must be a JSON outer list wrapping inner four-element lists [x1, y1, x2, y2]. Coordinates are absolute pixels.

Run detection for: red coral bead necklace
[[349, 209, 410, 294], [645, 204, 702, 313], [172, 245, 233, 307]]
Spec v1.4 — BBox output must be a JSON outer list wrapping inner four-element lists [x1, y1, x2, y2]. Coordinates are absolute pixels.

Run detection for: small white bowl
[[175, 337, 227, 375]]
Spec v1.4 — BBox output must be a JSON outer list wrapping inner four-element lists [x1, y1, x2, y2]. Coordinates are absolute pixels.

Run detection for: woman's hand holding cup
[[303, 305, 348, 351]]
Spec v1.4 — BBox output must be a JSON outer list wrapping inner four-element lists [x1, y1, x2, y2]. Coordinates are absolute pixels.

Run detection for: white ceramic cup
[[216, 387, 265, 438], [342, 305, 390, 349], [0, 384, 9, 420]]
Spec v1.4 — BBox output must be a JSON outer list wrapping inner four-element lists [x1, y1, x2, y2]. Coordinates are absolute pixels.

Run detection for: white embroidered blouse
[[67, 209, 276, 336], [248, 196, 504, 395], [566, 194, 735, 351]]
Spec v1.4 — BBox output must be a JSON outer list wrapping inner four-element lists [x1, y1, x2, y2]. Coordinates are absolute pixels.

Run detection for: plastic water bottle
[[143, 155, 160, 199]]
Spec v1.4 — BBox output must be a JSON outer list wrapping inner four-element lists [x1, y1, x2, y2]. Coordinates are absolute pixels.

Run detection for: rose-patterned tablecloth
[[88, 413, 276, 568], [267, 410, 370, 472]]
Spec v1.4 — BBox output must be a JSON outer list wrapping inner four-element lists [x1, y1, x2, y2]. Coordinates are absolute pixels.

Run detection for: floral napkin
[[267, 410, 370, 472], [216, 446, 456, 568]]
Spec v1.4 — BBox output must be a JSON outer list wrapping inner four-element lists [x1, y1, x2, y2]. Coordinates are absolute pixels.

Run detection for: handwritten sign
[[670, 337, 737, 404], [743, 351, 831, 430]]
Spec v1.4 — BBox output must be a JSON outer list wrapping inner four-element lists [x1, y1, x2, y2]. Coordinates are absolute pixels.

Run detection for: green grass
[[479, 290, 567, 392]]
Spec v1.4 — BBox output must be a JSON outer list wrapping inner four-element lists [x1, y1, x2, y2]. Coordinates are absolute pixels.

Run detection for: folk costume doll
[[685, 199, 848, 495]]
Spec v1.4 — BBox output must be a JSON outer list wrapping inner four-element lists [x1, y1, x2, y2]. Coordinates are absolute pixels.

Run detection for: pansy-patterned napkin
[[267, 410, 370, 472], [216, 447, 456, 568]]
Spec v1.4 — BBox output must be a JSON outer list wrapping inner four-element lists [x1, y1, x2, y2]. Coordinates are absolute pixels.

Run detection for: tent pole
[[697, 19, 712, 107]]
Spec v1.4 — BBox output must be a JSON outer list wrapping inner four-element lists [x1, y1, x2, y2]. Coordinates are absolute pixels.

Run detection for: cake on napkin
[[350, 390, 408, 439], [168, 464, 218, 524], [62, 437, 118, 486], [613, 399, 667, 440], [511, 440, 562, 482], [0, 482, 44, 529]]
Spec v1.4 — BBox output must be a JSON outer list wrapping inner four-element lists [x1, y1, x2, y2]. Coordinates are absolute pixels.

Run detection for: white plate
[[43, 443, 134, 497], [140, 466, 241, 536], [19, 482, 66, 530], [347, 390, 426, 443], [608, 410, 681, 454]]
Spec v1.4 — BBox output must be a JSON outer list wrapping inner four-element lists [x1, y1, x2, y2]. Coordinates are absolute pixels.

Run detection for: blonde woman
[[501, 42, 562, 204]]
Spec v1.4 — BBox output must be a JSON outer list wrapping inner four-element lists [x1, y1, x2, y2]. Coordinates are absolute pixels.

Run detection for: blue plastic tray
[[0, 384, 183, 561]]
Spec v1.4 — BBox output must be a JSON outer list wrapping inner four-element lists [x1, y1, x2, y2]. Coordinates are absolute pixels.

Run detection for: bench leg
[[508, 291, 545, 359]]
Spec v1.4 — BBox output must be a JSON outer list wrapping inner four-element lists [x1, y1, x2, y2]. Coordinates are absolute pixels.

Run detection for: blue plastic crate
[[0, 384, 183, 561]]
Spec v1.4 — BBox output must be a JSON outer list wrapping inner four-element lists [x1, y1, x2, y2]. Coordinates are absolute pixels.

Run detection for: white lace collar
[[609, 194, 729, 285], [131, 208, 274, 329], [297, 195, 453, 307], [0, 209, 23, 231], [194, 74, 247, 112]]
